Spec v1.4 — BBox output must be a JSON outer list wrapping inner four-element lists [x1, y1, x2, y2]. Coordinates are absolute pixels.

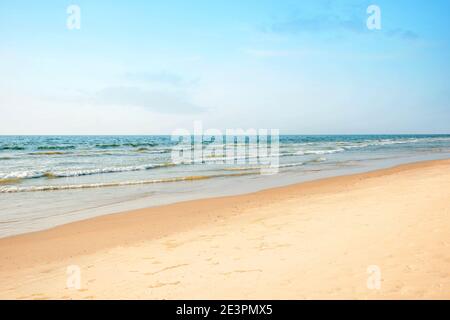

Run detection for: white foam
[[0, 163, 173, 180]]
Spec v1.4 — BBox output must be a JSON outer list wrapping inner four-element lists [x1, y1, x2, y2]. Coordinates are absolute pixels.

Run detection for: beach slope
[[0, 159, 449, 299]]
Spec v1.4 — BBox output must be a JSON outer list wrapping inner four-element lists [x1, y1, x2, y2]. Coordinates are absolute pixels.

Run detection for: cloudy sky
[[1, 0, 449, 134]]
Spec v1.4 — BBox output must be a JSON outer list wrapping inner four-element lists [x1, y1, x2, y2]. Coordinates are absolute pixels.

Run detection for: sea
[[1, 134, 450, 237]]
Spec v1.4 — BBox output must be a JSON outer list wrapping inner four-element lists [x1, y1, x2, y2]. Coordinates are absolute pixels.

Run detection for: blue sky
[[0, 0, 449, 134]]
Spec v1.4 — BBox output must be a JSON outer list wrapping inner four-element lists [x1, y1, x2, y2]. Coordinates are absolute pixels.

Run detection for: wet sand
[[0, 159, 449, 299]]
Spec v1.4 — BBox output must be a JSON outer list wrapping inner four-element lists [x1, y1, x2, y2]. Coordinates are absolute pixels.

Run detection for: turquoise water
[[1, 135, 450, 237]]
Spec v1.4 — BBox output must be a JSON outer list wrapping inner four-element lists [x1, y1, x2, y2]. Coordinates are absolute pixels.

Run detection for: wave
[[29, 151, 68, 156], [187, 148, 339, 162], [0, 177, 22, 185], [222, 157, 327, 172], [223, 161, 306, 172], [135, 148, 171, 154], [95, 142, 158, 149], [123, 142, 158, 147], [339, 137, 450, 150], [95, 143, 121, 149], [0, 172, 257, 193], [0, 162, 176, 180], [37, 145, 76, 150], [3, 136, 448, 156], [295, 148, 345, 155], [0, 170, 45, 180], [0, 150, 327, 181], [0, 146, 25, 151], [278, 162, 303, 168]]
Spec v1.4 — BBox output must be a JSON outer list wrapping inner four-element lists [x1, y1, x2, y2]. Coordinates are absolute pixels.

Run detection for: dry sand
[[0, 159, 449, 299]]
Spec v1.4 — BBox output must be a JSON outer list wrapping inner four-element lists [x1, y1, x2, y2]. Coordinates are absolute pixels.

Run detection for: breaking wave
[[0, 172, 257, 193], [0, 163, 176, 180]]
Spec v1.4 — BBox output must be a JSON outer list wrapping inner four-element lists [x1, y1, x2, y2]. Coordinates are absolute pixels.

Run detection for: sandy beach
[[0, 159, 449, 299]]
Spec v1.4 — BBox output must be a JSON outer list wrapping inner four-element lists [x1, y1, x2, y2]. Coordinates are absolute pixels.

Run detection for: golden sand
[[0, 159, 449, 299]]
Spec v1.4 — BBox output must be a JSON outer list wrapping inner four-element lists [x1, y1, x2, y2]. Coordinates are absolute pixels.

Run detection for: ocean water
[[1, 134, 450, 237]]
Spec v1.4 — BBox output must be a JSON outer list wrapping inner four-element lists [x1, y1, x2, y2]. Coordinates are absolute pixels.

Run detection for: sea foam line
[[0, 172, 257, 193], [0, 163, 175, 180]]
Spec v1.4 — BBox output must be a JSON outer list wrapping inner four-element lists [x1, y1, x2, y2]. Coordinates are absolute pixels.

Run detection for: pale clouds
[[0, 92, 201, 135], [262, 7, 419, 41], [122, 71, 198, 87], [91, 86, 205, 114]]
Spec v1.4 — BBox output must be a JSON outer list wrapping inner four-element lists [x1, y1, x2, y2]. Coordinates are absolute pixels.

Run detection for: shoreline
[[2, 152, 450, 239], [2, 136, 450, 239], [1, 158, 449, 299]]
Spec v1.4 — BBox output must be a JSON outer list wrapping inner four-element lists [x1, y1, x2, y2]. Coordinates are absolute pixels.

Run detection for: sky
[[0, 0, 449, 134]]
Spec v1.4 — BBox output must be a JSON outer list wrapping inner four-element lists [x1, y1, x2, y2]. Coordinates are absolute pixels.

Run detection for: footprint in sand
[[257, 242, 291, 251], [164, 239, 182, 249], [40, 269, 53, 274], [144, 263, 189, 275], [221, 269, 262, 276], [148, 281, 180, 289]]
